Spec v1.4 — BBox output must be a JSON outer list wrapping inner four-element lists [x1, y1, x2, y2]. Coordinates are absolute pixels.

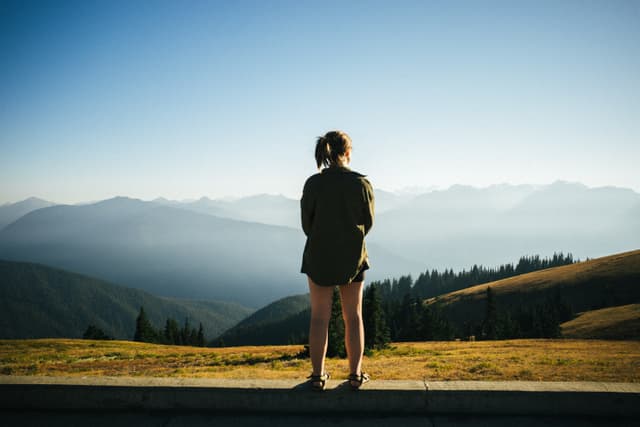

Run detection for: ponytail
[[314, 130, 352, 170], [315, 136, 331, 169]]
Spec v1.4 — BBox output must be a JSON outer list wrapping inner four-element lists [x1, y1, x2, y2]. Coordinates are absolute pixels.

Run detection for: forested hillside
[[0, 260, 253, 340]]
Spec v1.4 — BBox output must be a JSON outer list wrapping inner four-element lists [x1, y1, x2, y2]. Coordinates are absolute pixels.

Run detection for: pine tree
[[421, 300, 454, 340], [197, 323, 205, 347], [327, 287, 345, 358], [397, 294, 421, 341], [163, 318, 179, 345], [83, 324, 112, 340], [181, 317, 191, 345], [482, 287, 498, 340], [363, 284, 390, 350], [134, 306, 157, 343], [189, 326, 199, 346]]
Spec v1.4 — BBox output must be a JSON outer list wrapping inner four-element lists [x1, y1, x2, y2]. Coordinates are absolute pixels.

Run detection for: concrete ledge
[[1, 376, 638, 417]]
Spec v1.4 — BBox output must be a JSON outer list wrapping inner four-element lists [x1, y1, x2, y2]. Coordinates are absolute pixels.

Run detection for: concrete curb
[[1, 376, 638, 417]]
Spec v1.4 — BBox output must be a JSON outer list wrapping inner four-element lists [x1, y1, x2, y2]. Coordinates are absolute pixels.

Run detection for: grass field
[[1, 338, 638, 382]]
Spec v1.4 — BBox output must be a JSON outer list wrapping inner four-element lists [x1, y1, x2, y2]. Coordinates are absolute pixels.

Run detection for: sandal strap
[[348, 372, 370, 384], [308, 372, 330, 391], [307, 372, 330, 381]]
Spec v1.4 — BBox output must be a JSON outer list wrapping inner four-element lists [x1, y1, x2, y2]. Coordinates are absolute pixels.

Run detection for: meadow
[[1, 338, 638, 382]]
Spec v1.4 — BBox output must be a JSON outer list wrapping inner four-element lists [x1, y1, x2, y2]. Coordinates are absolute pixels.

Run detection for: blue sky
[[1, 0, 639, 204]]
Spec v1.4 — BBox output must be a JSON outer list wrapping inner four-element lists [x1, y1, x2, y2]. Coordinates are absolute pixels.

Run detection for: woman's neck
[[333, 158, 349, 168]]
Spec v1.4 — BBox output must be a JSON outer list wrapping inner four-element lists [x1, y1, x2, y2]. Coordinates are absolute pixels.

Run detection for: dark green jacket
[[300, 165, 375, 286]]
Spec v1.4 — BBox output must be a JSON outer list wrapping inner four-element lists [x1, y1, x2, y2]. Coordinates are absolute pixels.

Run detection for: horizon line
[[3, 179, 640, 206]]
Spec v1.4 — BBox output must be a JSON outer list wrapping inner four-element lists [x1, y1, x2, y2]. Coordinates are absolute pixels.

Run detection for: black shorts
[[352, 264, 369, 282]]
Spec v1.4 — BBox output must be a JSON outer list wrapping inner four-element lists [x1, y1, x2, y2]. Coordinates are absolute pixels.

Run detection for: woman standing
[[300, 130, 375, 391]]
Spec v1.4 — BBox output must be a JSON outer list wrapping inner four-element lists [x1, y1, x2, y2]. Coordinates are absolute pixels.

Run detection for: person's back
[[301, 164, 374, 286], [300, 130, 375, 391]]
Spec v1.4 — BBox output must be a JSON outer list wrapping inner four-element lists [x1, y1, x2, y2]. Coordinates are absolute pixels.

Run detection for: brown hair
[[314, 130, 352, 170]]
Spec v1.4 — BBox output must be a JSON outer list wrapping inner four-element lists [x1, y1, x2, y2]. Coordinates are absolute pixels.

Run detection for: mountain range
[[0, 197, 55, 230], [0, 181, 638, 306], [1, 250, 637, 342], [0, 197, 306, 307]]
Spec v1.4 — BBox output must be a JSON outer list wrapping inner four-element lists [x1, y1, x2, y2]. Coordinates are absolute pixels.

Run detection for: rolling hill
[[426, 249, 640, 331], [217, 249, 640, 345], [561, 304, 640, 340], [0, 260, 253, 340], [216, 294, 310, 346]]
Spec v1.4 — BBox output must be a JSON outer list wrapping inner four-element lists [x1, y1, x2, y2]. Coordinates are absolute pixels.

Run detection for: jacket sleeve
[[362, 178, 375, 236], [300, 179, 315, 236]]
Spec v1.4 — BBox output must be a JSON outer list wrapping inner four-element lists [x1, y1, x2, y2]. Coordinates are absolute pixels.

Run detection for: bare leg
[[307, 276, 334, 381], [339, 280, 364, 379]]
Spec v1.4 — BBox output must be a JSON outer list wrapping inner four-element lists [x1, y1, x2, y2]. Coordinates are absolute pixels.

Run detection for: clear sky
[[1, 0, 639, 204]]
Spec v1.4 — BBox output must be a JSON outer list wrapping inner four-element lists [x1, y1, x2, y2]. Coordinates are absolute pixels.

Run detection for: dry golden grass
[[1, 338, 638, 382], [562, 304, 640, 340]]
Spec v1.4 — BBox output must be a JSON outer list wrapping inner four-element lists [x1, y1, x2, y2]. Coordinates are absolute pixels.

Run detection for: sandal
[[347, 372, 370, 390], [307, 372, 330, 391]]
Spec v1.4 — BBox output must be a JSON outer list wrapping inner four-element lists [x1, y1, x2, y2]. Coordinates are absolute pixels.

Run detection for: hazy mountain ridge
[[370, 181, 640, 270], [0, 197, 56, 230], [154, 194, 300, 228], [0, 197, 307, 306], [1, 181, 638, 307], [0, 260, 253, 340]]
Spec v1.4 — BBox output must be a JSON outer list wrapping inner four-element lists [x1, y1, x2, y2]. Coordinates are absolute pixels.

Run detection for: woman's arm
[[301, 179, 315, 236], [362, 178, 375, 236]]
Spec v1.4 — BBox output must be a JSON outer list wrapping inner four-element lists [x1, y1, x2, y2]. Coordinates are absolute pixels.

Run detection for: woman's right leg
[[307, 276, 334, 378], [339, 280, 365, 378]]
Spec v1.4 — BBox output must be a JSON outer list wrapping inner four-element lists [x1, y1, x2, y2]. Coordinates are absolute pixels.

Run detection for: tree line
[[472, 286, 573, 340], [383, 253, 576, 301], [83, 306, 206, 347], [342, 252, 578, 354], [134, 306, 205, 346]]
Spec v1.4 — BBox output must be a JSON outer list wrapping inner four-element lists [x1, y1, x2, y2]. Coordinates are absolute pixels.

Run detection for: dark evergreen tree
[[396, 294, 421, 341], [181, 317, 191, 345], [391, 275, 413, 301], [482, 287, 498, 339], [539, 298, 562, 338], [134, 306, 157, 342], [327, 287, 345, 358], [412, 270, 430, 298], [499, 310, 520, 339], [83, 324, 112, 340], [363, 283, 390, 350], [197, 322, 205, 347], [189, 326, 199, 346], [419, 300, 454, 340], [164, 318, 180, 345]]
